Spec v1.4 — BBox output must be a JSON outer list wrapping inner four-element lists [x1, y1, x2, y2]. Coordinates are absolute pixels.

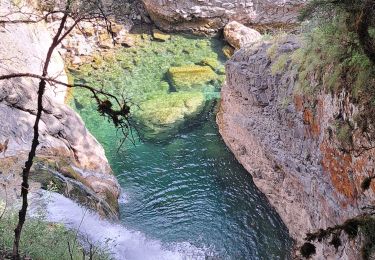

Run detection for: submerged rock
[[199, 57, 224, 73], [134, 92, 209, 140], [168, 65, 218, 91], [152, 29, 171, 41], [71, 34, 225, 143], [224, 21, 262, 50]]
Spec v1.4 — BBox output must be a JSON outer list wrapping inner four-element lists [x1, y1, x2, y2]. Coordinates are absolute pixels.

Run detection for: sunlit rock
[[152, 29, 171, 41], [134, 92, 208, 140], [224, 21, 261, 50], [168, 65, 218, 91], [141, 0, 307, 33]]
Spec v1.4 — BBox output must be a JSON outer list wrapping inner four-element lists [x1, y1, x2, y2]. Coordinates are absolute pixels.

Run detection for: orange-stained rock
[[218, 35, 374, 259], [320, 140, 356, 202]]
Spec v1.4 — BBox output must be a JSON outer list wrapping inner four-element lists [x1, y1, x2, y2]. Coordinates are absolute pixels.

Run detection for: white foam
[[30, 191, 207, 260], [118, 190, 129, 204]]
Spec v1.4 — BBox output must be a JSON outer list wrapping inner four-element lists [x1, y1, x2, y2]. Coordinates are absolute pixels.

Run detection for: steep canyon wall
[[0, 2, 120, 218], [217, 36, 375, 259]]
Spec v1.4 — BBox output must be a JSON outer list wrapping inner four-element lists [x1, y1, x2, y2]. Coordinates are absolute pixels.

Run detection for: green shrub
[[291, 13, 374, 98], [266, 43, 278, 60], [271, 54, 289, 75], [335, 120, 353, 149]]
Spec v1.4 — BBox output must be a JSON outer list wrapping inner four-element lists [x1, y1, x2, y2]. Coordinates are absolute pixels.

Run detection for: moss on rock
[[168, 65, 218, 91], [152, 29, 171, 41], [134, 92, 208, 140], [70, 33, 226, 142]]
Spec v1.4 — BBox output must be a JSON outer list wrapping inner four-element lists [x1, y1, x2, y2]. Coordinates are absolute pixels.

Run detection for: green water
[[71, 33, 292, 259]]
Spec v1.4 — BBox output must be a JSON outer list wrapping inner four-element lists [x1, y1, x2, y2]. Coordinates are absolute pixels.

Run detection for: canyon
[[0, 0, 374, 259]]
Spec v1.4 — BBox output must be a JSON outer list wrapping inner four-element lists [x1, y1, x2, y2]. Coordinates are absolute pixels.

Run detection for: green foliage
[[292, 13, 375, 98], [298, 0, 372, 24], [298, 2, 375, 259], [335, 120, 353, 148], [266, 43, 278, 60], [361, 218, 375, 260], [271, 54, 289, 75], [279, 96, 291, 109], [0, 212, 110, 260], [261, 33, 273, 41], [266, 32, 288, 60]]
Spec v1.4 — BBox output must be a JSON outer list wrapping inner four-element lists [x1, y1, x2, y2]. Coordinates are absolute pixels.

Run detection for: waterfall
[[30, 190, 206, 260]]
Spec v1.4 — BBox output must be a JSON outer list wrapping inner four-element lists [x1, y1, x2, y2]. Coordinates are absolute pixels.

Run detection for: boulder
[[134, 92, 208, 140], [168, 65, 218, 91], [120, 35, 136, 47], [152, 29, 171, 41], [224, 21, 262, 50]]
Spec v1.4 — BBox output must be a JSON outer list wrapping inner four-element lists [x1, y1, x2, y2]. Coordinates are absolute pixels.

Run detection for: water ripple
[[112, 116, 292, 259]]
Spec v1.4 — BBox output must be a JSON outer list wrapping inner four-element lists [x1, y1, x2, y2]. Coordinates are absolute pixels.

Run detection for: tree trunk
[[11, 8, 69, 259], [12, 79, 46, 260]]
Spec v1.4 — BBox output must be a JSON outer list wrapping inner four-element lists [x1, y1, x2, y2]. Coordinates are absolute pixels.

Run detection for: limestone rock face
[[0, 9, 120, 217], [224, 21, 261, 49], [141, 0, 307, 33], [217, 36, 375, 258]]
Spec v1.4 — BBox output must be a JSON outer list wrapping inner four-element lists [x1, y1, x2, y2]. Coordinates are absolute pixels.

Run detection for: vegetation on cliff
[[256, 0, 375, 258], [293, 0, 375, 258]]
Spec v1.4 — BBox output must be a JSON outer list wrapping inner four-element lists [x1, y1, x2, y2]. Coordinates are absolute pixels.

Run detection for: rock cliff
[[141, 0, 307, 33], [217, 35, 375, 258], [0, 6, 120, 218]]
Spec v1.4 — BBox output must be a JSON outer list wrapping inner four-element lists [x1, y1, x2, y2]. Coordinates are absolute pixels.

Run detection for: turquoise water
[[71, 34, 292, 259]]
